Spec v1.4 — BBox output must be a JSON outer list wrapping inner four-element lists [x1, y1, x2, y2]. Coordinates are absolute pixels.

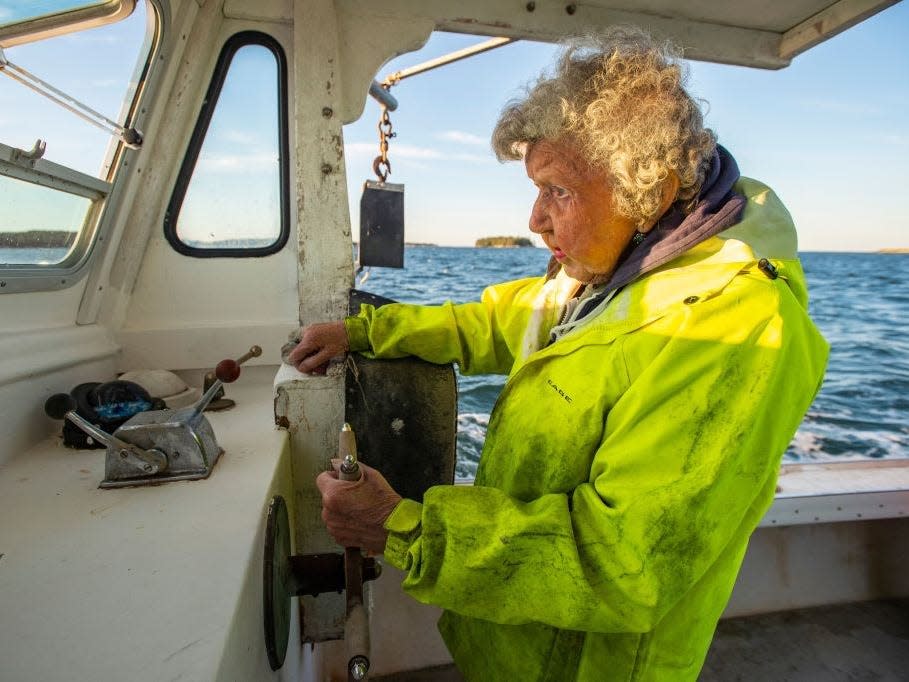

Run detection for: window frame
[[163, 31, 290, 259], [0, 0, 137, 48], [0, 0, 160, 294]]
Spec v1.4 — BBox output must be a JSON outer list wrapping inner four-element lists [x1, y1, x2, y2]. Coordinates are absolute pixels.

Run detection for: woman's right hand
[[286, 322, 349, 374]]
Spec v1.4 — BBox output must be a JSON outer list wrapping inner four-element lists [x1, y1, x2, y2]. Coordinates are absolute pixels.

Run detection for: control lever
[[44, 393, 168, 474], [194, 345, 262, 416], [337, 423, 371, 682], [44, 345, 261, 488]]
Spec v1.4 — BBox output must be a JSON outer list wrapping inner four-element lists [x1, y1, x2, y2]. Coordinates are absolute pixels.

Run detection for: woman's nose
[[529, 195, 548, 234]]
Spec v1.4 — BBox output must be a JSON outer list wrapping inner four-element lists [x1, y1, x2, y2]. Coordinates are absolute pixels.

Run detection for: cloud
[[450, 152, 494, 163], [223, 129, 259, 145], [876, 133, 909, 146], [798, 97, 880, 116], [344, 141, 492, 164], [63, 33, 124, 45], [345, 141, 440, 159], [197, 153, 278, 171], [436, 130, 486, 145]]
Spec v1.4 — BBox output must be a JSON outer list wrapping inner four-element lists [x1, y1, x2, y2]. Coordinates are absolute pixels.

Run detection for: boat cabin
[[0, 1, 906, 680]]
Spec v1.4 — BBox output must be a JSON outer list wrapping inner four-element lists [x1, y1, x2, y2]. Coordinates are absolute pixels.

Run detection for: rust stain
[[331, 133, 344, 163], [452, 17, 513, 29]]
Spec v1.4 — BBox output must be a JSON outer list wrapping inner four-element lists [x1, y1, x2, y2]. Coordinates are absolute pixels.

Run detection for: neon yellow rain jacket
[[345, 178, 829, 681]]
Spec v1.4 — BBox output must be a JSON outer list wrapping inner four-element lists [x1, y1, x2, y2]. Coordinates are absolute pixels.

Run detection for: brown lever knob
[[215, 345, 262, 383]]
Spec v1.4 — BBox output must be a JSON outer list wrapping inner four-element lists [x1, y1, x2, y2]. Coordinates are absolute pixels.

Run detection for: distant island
[[475, 236, 534, 248], [0, 230, 76, 248], [878, 248, 909, 254]]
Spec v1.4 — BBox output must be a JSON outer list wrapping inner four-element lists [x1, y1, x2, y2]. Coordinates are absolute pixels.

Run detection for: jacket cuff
[[344, 316, 370, 352], [383, 498, 423, 570]]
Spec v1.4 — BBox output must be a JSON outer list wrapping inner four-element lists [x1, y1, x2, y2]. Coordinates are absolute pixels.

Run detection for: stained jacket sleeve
[[382, 276, 828, 632], [344, 277, 542, 376]]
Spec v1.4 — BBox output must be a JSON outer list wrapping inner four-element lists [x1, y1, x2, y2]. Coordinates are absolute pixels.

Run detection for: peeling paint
[[452, 17, 513, 29]]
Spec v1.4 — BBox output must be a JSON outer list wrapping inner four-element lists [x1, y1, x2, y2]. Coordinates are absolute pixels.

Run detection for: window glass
[[166, 34, 288, 256], [0, 175, 90, 265], [0, 1, 112, 28], [0, 0, 151, 270]]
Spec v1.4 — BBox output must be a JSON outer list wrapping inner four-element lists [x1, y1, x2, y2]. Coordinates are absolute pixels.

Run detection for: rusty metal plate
[[345, 290, 457, 501], [359, 180, 404, 268]]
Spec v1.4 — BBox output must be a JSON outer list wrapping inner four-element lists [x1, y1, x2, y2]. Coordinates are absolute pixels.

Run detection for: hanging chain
[[372, 106, 395, 182]]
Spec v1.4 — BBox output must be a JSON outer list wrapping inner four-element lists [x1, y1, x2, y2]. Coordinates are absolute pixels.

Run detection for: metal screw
[[526, 1, 536, 10], [120, 450, 129, 459], [0, 281, 5, 287], [321, 163, 333, 175], [565, 3, 576, 14], [350, 659, 369, 680], [143, 464, 153, 472], [322, 106, 333, 118]]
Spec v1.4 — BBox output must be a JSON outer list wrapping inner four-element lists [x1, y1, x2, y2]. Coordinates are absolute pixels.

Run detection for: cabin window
[[0, 1, 137, 48], [0, 0, 154, 288], [164, 32, 289, 258]]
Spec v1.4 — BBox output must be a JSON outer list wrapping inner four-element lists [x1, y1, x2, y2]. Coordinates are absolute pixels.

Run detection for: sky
[[343, 4, 909, 251], [1, 0, 907, 252]]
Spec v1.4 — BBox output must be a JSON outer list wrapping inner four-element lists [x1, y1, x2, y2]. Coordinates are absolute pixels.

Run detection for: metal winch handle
[[337, 423, 371, 681], [44, 393, 168, 475]]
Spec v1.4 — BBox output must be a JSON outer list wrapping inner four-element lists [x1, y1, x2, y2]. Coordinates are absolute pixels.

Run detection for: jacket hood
[[604, 144, 746, 293], [562, 145, 746, 324]]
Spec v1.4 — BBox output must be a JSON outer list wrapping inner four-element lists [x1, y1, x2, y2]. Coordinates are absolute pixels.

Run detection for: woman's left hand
[[315, 460, 402, 554]]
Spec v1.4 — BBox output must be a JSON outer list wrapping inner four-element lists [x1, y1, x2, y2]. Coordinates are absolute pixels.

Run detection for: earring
[[631, 231, 646, 246]]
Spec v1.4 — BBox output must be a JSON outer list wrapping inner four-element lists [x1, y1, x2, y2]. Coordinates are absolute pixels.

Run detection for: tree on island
[[475, 236, 534, 248]]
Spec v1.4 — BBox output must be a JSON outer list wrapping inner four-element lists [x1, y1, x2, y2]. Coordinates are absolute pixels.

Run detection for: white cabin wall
[[0, 326, 118, 467], [81, 2, 298, 372], [117, 4, 298, 371], [0, 239, 120, 467]]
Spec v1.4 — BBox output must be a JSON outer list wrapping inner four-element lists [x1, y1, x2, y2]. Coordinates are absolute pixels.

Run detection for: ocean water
[[6, 245, 906, 475], [357, 247, 909, 477], [0, 247, 69, 266]]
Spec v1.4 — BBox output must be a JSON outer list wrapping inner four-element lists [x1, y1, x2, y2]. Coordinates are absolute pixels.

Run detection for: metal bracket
[[10, 139, 46, 163]]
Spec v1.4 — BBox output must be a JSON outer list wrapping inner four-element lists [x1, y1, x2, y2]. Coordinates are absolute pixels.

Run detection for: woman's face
[[525, 139, 639, 283]]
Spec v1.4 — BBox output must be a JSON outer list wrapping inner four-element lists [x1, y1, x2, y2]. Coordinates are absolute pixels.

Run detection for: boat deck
[[374, 599, 909, 681]]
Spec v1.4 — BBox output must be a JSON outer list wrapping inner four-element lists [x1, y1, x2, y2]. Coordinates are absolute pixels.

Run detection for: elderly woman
[[289, 27, 828, 682]]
